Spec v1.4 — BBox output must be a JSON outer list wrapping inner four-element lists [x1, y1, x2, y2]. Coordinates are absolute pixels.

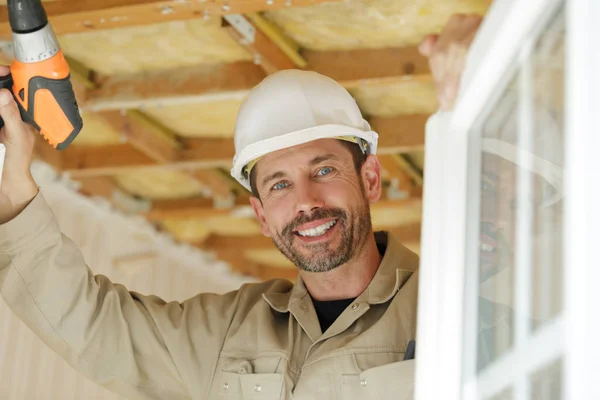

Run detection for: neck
[[300, 232, 382, 301]]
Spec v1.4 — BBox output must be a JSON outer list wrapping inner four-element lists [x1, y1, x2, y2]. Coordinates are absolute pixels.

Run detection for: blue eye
[[317, 167, 333, 176], [481, 180, 494, 192], [272, 181, 289, 191]]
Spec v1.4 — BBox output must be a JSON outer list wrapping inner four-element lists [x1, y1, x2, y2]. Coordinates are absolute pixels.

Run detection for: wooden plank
[[59, 138, 234, 177], [215, 249, 298, 282], [392, 154, 424, 186], [147, 195, 251, 220], [82, 47, 430, 111], [199, 234, 275, 251], [145, 196, 420, 221], [223, 17, 296, 75], [302, 46, 431, 87], [192, 169, 234, 200], [84, 62, 265, 112], [97, 110, 181, 164], [47, 114, 427, 177], [378, 154, 415, 198], [372, 114, 427, 154], [0, 0, 341, 38], [60, 143, 155, 171], [75, 176, 120, 198], [198, 221, 422, 251], [246, 12, 307, 68]]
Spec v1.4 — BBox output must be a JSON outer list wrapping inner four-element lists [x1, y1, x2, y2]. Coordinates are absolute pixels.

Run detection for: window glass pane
[[477, 75, 519, 371], [530, 8, 565, 332], [530, 359, 562, 400], [475, 5, 566, 371]]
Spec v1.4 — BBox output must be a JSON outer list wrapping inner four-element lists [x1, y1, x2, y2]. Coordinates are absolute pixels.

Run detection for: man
[[0, 15, 482, 400]]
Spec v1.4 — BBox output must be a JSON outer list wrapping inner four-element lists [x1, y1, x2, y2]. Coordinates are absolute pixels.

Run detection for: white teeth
[[480, 243, 494, 252], [297, 220, 336, 237]]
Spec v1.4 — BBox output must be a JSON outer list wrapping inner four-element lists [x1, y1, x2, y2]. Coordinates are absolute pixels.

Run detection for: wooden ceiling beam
[[147, 195, 252, 220], [82, 46, 430, 112], [222, 15, 298, 75], [303, 46, 431, 87], [373, 114, 427, 154], [192, 169, 235, 200], [53, 114, 427, 177], [0, 0, 341, 37], [145, 196, 421, 221], [85, 61, 265, 112], [197, 221, 422, 252], [97, 110, 182, 164], [216, 249, 298, 282]]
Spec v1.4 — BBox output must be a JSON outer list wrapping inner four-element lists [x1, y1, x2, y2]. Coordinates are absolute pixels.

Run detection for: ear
[[361, 155, 382, 204], [249, 196, 272, 237]]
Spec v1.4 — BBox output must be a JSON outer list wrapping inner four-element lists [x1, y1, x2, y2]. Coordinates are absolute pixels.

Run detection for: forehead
[[253, 138, 352, 176]]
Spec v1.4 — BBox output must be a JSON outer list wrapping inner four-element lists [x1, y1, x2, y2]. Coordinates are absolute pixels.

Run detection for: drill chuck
[[7, 0, 48, 34]]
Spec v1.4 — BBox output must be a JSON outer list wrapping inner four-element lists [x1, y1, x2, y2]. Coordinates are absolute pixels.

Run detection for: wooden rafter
[[82, 46, 430, 111], [197, 222, 422, 252], [144, 196, 422, 221], [52, 114, 427, 177], [85, 61, 265, 112], [216, 249, 298, 282], [303, 46, 431, 87], [97, 110, 182, 164], [147, 195, 251, 220], [0, 0, 342, 37], [222, 15, 297, 75], [192, 169, 235, 200]]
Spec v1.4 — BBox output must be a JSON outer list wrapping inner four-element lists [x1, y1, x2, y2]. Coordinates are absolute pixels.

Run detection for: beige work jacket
[[0, 193, 419, 400]]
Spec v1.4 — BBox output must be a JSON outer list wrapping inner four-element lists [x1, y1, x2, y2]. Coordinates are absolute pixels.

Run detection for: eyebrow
[[262, 171, 286, 188], [261, 154, 338, 188], [309, 154, 336, 166]]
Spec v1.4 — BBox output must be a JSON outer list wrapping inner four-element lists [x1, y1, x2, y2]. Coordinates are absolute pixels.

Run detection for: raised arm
[[0, 78, 241, 400]]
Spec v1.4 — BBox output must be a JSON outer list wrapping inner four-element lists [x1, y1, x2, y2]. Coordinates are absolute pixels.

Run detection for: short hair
[[249, 139, 368, 199]]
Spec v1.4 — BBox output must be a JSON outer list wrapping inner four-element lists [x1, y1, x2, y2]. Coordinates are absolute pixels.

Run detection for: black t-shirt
[[309, 232, 388, 333], [311, 297, 356, 333]]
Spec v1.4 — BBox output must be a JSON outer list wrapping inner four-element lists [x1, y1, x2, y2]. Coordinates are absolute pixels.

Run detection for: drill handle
[[0, 73, 36, 131]]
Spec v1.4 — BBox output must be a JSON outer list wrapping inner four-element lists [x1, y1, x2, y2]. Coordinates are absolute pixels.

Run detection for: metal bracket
[[223, 14, 256, 44]]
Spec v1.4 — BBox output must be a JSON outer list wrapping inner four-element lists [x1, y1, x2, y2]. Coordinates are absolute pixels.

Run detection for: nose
[[294, 180, 324, 215]]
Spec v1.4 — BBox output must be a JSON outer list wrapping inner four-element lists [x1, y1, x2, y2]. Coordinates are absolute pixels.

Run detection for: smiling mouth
[[479, 234, 498, 257], [294, 220, 338, 238]]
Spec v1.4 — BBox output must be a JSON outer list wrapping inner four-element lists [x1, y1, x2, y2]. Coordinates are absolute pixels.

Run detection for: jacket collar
[[262, 231, 419, 312]]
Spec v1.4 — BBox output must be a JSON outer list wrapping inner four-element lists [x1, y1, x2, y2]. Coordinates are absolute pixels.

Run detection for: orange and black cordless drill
[[0, 0, 83, 150]]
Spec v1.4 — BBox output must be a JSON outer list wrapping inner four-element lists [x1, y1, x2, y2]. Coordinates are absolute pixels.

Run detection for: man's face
[[479, 153, 560, 282], [249, 139, 381, 273]]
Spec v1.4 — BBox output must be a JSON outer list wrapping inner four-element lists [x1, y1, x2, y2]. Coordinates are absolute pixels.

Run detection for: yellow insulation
[[349, 80, 438, 117], [265, 0, 489, 51], [143, 98, 244, 138], [114, 171, 205, 200], [59, 19, 251, 75]]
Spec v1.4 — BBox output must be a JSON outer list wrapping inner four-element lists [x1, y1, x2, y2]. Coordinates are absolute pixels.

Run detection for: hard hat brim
[[231, 124, 379, 192]]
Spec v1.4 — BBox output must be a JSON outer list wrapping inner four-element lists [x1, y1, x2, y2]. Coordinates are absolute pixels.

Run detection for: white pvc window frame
[[414, 0, 600, 399]]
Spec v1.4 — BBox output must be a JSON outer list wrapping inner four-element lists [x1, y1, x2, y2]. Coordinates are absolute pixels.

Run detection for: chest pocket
[[219, 371, 284, 399], [216, 358, 287, 400], [342, 359, 415, 400]]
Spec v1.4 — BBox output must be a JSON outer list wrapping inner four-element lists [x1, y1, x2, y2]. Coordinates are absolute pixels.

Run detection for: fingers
[[0, 65, 10, 77], [419, 34, 439, 57], [419, 13, 484, 111], [0, 89, 26, 139]]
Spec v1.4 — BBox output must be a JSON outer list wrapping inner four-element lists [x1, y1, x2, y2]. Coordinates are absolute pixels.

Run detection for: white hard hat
[[230, 69, 379, 191], [482, 90, 564, 207]]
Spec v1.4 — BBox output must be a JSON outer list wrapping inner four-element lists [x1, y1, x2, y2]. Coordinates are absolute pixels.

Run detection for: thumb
[[0, 89, 26, 144], [419, 34, 439, 57]]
